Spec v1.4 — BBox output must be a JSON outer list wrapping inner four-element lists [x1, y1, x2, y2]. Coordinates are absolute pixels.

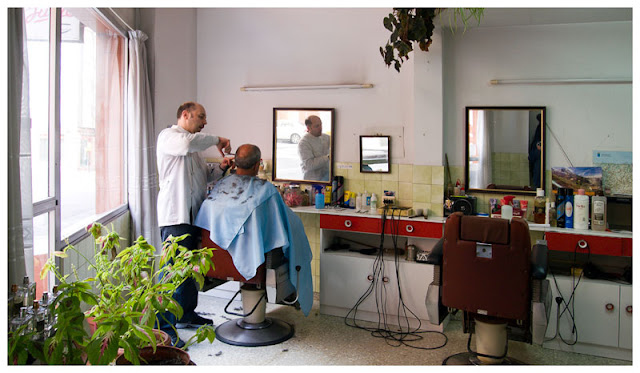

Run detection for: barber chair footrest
[[215, 317, 294, 347]]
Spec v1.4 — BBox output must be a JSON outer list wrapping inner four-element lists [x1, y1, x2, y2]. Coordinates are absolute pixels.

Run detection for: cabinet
[[543, 275, 632, 360], [545, 231, 632, 257], [317, 212, 445, 331]]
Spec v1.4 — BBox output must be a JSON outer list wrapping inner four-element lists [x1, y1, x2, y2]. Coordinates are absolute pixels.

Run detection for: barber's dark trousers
[[157, 224, 201, 333]]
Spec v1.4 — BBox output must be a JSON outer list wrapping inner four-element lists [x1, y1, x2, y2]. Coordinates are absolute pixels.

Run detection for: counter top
[[291, 205, 632, 239]]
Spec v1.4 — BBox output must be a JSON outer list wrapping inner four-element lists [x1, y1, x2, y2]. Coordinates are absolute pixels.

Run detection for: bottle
[[549, 201, 557, 227], [573, 189, 590, 230], [592, 192, 607, 231], [544, 198, 550, 225], [565, 189, 574, 228], [355, 193, 362, 212], [501, 204, 513, 220], [349, 192, 356, 209], [324, 185, 332, 205], [41, 292, 55, 338], [9, 307, 34, 336], [533, 188, 546, 224], [556, 188, 566, 228], [315, 187, 325, 209], [9, 284, 21, 319], [30, 300, 46, 341], [370, 193, 378, 214], [363, 190, 370, 209]]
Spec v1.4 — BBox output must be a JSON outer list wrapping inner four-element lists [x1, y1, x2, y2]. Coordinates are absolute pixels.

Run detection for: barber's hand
[[217, 137, 232, 156], [220, 157, 235, 172]]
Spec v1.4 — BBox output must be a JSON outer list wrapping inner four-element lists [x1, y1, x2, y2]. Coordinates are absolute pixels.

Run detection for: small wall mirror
[[360, 136, 391, 173], [272, 108, 334, 184], [465, 106, 546, 195]]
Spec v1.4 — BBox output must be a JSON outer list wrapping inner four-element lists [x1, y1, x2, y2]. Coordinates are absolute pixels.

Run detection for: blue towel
[[194, 174, 313, 316]]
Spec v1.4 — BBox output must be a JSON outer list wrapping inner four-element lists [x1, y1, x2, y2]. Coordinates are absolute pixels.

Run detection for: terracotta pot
[[115, 345, 191, 365]]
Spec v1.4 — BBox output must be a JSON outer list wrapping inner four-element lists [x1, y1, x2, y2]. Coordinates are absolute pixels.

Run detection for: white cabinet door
[[396, 261, 434, 321], [619, 285, 632, 349], [545, 276, 619, 348]]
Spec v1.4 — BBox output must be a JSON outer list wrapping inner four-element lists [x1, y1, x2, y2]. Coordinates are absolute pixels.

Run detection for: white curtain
[[8, 8, 33, 288], [471, 111, 492, 189], [127, 30, 160, 249]]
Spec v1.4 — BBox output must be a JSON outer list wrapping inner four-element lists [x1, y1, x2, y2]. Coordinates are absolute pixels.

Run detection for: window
[[24, 8, 127, 298]]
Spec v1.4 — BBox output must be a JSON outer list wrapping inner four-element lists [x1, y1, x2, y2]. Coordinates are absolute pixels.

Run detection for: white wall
[[139, 8, 199, 139], [443, 21, 632, 169], [195, 8, 442, 165]]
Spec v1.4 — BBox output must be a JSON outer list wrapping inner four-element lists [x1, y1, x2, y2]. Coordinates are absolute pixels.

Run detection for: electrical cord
[[544, 240, 587, 345], [343, 207, 448, 351]]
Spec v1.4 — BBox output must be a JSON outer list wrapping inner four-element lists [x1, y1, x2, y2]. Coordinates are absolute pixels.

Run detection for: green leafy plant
[[9, 223, 216, 365], [380, 8, 484, 72]]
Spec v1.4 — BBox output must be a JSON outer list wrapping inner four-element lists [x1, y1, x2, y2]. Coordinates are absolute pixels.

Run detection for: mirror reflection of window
[[360, 136, 390, 173]]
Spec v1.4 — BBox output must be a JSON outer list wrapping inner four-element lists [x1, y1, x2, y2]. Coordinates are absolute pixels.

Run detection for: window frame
[[32, 7, 129, 252]]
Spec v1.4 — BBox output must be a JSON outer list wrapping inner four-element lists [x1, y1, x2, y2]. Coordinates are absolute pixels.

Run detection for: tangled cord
[[343, 207, 448, 350]]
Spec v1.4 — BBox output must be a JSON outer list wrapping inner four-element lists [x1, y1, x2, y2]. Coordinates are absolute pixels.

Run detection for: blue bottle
[[556, 188, 566, 228], [565, 189, 574, 229], [315, 186, 325, 209]]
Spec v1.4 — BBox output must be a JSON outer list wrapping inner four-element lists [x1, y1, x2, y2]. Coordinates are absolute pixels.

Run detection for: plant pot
[[115, 345, 191, 365], [116, 329, 172, 356]]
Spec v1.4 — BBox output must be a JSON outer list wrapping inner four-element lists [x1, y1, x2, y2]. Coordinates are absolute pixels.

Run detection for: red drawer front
[[546, 232, 627, 257], [320, 214, 381, 234], [621, 238, 633, 257], [320, 215, 443, 238]]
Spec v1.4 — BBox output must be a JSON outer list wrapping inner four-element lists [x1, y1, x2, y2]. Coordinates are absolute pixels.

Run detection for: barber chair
[[202, 229, 300, 347], [426, 212, 551, 365]]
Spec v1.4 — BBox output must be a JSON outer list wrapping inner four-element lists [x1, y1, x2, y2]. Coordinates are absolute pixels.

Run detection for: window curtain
[[8, 8, 33, 288], [471, 111, 492, 189], [127, 30, 160, 249]]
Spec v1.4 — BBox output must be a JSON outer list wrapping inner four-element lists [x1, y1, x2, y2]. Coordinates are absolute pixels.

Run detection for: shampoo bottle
[[591, 192, 607, 231], [533, 188, 546, 224], [573, 189, 589, 230], [370, 193, 378, 214]]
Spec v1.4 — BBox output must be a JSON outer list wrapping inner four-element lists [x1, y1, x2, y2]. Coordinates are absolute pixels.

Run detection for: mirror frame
[[272, 107, 335, 184], [360, 135, 391, 173], [464, 106, 546, 195]]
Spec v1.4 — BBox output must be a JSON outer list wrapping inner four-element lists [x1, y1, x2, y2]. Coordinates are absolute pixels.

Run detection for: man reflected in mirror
[[298, 115, 330, 181]]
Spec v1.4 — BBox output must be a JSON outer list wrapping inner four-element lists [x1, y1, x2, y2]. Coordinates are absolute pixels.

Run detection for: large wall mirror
[[465, 106, 546, 195], [360, 136, 390, 173], [272, 108, 334, 184]]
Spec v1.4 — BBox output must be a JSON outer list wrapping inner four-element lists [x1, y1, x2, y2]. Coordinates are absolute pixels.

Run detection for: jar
[[283, 184, 304, 207]]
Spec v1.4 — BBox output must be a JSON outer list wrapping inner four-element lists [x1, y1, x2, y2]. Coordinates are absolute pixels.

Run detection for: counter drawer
[[320, 214, 381, 234], [320, 214, 443, 238], [546, 232, 629, 257]]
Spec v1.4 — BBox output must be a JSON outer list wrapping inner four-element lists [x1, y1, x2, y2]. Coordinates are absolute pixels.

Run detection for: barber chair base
[[215, 317, 294, 347], [442, 353, 524, 365]]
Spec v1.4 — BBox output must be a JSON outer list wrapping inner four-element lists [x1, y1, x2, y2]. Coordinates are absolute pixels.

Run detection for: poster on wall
[[551, 167, 603, 196]]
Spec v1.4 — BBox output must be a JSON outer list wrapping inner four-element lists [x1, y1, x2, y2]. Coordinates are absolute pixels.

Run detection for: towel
[[194, 174, 313, 316]]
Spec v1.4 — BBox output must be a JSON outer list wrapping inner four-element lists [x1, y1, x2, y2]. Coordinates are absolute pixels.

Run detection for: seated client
[[194, 144, 313, 317]]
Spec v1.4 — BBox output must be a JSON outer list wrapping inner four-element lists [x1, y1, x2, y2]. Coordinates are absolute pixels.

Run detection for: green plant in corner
[[380, 8, 484, 72], [10, 223, 216, 365]]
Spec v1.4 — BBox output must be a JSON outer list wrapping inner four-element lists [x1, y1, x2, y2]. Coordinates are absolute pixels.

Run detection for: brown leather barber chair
[[202, 229, 299, 347], [426, 212, 551, 365]]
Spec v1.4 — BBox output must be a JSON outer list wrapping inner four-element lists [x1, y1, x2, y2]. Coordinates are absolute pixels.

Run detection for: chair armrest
[[531, 240, 548, 280], [426, 238, 444, 265]]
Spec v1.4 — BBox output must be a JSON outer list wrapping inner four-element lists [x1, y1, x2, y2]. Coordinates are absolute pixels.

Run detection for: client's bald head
[[234, 144, 261, 176]]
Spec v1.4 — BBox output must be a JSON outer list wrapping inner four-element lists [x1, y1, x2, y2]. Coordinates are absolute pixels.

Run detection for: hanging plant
[[380, 8, 484, 72]]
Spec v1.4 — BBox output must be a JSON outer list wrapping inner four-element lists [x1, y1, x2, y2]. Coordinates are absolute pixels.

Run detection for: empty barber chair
[[426, 212, 551, 365], [202, 230, 300, 347]]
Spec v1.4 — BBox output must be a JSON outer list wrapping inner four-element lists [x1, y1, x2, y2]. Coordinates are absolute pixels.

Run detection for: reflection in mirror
[[465, 106, 545, 195], [272, 108, 334, 184], [360, 136, 390, 173]]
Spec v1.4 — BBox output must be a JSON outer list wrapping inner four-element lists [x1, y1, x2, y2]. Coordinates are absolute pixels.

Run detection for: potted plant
[[9, 223, 216, 365], [380, 8, 484, 72]]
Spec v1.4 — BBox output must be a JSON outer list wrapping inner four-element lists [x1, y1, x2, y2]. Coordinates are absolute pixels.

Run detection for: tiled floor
[[178, 292, 631, 366]]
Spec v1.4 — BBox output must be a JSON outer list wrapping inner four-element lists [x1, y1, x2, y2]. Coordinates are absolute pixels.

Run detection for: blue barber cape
[[194, 174, 313, 316]]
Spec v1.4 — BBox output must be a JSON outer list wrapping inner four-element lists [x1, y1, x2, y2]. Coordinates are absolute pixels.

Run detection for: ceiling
[[450, 8, 632, 28]]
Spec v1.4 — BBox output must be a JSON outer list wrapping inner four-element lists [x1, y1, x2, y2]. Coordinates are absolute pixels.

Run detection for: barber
[[156, 101, 233, 348], [298, 115, 330, 181]]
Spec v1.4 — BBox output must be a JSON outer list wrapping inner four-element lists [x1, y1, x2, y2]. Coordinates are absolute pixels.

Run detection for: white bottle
[[573, 189, 590, 230], [370, 193, 378, 214], [501, 204, 513, 220], [592, 193, 607, 231], [355, 193, 362, 212]]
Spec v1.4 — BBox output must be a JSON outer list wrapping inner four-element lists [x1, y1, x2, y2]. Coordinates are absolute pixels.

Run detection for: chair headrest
[[459, 214, 510, 245]]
